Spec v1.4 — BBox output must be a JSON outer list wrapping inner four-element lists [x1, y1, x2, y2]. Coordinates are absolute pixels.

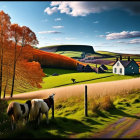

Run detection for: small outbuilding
[[84, 64, 94, 72], [77, 63, 85, 72], [100, 64, 108, 71]]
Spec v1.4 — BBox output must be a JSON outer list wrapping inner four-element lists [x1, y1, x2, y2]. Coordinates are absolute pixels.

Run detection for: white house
[[113, 59, 139, 75]]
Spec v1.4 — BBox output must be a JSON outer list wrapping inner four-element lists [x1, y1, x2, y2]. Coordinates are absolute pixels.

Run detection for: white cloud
[[38, 30, 62, 34], [44, 7, 58, 15], [106, 31, 140, 40], [93, 21, 99, 24], [52, 26, 64, 29], [44, 2, 140, 17], [117, 39, 140, 44], [99, 35, 105, 38], [54, 18, 62, 21]]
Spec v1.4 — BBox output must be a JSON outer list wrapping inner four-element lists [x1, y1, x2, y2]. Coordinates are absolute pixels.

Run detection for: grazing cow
[[71, 78, 76, 83], [7, 100, 31, 130], [30, 93, 55, 125]]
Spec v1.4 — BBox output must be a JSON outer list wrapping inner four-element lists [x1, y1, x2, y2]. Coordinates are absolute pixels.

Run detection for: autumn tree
[[2, 42, 45, 97], [10, 24, 39, 97], [0, 11, 11, 99]]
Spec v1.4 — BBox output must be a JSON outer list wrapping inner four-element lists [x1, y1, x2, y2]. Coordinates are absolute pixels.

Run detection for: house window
[[117, 62, 119, 66], [114, 68, 117, 73], [120, 68, 122, 73]]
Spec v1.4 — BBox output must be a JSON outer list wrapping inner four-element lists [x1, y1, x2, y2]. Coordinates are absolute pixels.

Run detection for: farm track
[[92, 113, 140, 138], [4, 77, 140, 101]]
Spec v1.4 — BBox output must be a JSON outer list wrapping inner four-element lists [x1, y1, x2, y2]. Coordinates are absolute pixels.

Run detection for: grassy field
[[1, 89, 140, 138], [2, 67, 140, 138], [55, 51, 83, 58], [96, 51, 119, 56], [41, 68, 140, 89]]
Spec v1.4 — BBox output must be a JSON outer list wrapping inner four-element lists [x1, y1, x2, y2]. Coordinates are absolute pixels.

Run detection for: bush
[[99, 96, 115, 111], [91, 101, 100, 113], [131, 98, 140, 104], [0, 99, 8, 116]]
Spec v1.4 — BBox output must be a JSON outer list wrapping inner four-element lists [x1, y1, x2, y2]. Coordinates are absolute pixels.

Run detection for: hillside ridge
[[39, 44, 95, 54]]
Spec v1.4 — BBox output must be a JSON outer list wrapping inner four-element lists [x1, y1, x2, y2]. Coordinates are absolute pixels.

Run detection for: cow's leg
[[36, 109, 41, 125], [11, 118, 14, 131], [45, 112, 49, 124]]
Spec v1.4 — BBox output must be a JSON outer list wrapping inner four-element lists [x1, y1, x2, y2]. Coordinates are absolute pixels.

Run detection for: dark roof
[[113, 60, 139, 68], [100, 64, 108, 70], [84, 65, 94, 72], [77, 63, 85, 72], [92, 67, 105, 73], [120, 61, 131, 67]]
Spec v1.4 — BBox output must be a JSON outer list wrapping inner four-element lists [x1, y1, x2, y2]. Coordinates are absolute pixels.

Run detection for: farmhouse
[[113, 58, 139, 75]]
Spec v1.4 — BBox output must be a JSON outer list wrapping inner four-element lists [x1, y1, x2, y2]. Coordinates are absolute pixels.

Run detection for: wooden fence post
[[85, 85, 88, 117], [52, 97, 54, 119]]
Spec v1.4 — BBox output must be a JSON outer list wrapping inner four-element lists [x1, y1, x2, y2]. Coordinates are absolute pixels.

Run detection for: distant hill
[[40, 45, 95, 54], [30, 48, 86, 70]]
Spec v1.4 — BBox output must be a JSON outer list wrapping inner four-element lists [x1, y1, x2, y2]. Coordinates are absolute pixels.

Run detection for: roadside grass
[[2, 90, 140, 138]]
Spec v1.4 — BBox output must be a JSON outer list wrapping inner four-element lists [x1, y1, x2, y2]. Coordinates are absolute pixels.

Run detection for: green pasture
[[55, 51, 83, 58], [41, 68, 140, 89], [2, 90, 140, 138], [96, 51, 119, 56]]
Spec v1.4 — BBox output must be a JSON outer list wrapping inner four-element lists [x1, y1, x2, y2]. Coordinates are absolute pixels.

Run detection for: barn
[[77, 63, 85, 72], [84, 65, 94, 72], [100, 64, 108, 71], [113, 58, 139, 75]]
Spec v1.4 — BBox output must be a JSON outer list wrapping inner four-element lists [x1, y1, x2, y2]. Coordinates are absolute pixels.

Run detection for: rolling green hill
[[40, 44, 95, 54]]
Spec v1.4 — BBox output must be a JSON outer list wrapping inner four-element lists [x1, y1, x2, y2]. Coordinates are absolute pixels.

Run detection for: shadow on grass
[[81, 117, 102, 126], [109, 108, 140, 119], [5, 117, 96, 138], [53, 75, 114, 88]]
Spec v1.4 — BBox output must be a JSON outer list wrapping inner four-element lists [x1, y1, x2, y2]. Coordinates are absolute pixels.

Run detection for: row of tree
[[0, 10, 45, 99], [31, 49, 79, 69]]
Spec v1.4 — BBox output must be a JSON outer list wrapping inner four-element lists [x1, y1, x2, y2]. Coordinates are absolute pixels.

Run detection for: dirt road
[[92, 113, 140, 138], [5, 77, 140, 101]]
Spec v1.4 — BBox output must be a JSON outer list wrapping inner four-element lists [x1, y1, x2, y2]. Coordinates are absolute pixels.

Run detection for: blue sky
[[0, 1, 140, 54]]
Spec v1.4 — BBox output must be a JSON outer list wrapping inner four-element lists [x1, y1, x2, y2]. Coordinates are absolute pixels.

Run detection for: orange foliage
[[0, 10, 45, 97], [31, 48, 85, 70], [16, 60, 45, 89]]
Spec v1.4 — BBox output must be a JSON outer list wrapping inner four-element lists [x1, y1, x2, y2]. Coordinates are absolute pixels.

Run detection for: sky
[[0, 1, 140, 54]]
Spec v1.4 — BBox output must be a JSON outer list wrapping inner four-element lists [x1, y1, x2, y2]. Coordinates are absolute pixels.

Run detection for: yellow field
[[5, 77, 140, 101]]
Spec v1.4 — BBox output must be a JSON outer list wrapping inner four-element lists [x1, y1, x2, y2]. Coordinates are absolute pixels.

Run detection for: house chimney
[[120, 55, 122, 61], [128, 56, 130, 61]]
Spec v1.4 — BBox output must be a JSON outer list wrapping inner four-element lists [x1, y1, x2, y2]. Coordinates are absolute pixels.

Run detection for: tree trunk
[[0, 48, 3, 99], [3, 68, 9, 99], [10, 43, 17, 98]]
